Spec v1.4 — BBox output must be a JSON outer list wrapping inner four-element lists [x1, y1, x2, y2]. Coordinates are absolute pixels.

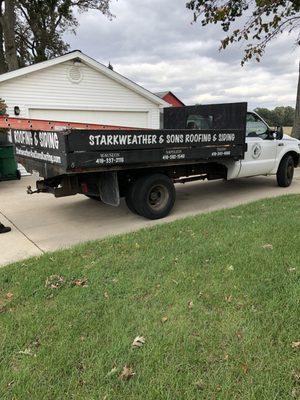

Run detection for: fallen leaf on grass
[[236, 331, 243, 340], [45, 275, 65, 289], [188, 300, 194, 309], [292, 370, 300, 383], [6, 292, 13, 300], [72, 278, 88, 287], [78, 379, 86, 387], [104, 291, 109, 300], [195, 380, 204, 390], [224, 354, 229, 361], [292, 341, 300, 349], [132, 336, 145, 348], [241, 364, 249, 374], [32, 338, 41, 349], [288, 268, 296, 272], [18, 348, 36, 357], [119, 365, 135, 381], [226, 265, 234, 271], [262, 244, 273, 250], [76, 362, 86, 373], [225, 295, 233, 303], [7, 381, 14, 389], [161, 316, 168, 323]]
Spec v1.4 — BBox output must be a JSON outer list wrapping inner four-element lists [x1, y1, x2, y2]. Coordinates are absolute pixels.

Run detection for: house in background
[[0, 51, 169, 129], [154, 91, 185, 107]]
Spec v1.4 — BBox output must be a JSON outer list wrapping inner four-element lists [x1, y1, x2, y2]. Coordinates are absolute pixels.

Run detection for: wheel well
[[284, 151, 300, 167]]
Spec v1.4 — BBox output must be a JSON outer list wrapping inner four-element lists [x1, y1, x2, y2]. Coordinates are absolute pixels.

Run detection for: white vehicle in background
[[225, 111, 300, 187]]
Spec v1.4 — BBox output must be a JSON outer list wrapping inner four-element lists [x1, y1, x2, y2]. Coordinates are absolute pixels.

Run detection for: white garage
[[28, 109, 149, 128], [0, 51, 168, 129]]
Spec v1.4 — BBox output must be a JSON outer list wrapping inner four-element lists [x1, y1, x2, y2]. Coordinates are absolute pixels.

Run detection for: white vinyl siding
[[29, 109, 149, 128], [0, 61, 161, 129]]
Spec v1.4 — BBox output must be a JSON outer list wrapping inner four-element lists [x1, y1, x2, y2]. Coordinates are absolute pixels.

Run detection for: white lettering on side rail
[[88, 132, 236, 147], [12, 130, 59, 150], [13, 130, 34, 146], [38, 132, 59, 150]]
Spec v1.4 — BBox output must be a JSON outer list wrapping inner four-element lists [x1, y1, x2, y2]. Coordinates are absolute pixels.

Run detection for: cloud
[[66, 0, 300, 109]]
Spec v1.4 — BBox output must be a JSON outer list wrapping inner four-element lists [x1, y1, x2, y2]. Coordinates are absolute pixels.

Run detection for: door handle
[[278, 143, 284, 146]]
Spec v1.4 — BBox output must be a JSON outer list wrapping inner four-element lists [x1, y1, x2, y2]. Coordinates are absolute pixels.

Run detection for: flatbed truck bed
[[8, 102, 250, 219]]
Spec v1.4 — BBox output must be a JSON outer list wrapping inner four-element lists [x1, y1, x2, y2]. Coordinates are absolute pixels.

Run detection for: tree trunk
[[2, 0, 18, 71], [0, 25, 7, 74], [292, 62, 300, 139], [0, 0, 7, 73]]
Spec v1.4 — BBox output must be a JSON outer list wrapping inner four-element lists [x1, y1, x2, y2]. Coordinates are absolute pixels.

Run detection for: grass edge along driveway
[[0, 195, 300, 400]]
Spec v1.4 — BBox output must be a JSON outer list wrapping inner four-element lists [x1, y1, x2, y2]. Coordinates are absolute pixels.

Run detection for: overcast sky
[[66, 0, 300, 109]]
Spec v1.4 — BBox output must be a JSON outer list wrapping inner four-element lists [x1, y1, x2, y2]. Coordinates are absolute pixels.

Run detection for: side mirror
[[276, 126, 283, 140]]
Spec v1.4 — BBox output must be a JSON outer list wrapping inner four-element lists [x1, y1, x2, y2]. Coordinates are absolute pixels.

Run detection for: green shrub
[[0, 98, 7, 116]]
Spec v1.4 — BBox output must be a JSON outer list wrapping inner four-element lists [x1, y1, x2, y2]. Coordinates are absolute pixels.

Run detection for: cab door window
[[246, 113, 269, 139]]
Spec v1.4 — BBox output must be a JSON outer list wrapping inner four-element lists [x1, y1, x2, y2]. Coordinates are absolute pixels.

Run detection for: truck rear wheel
[[277, 155, 294, 187], [125, 181, 140, 215], [131, 174, 176, 220]]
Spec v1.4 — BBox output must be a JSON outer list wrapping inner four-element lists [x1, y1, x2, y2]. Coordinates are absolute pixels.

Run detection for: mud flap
[[98, 172, 120, 207]]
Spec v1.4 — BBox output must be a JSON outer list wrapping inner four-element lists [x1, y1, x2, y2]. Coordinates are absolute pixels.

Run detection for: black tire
[[84, 194, 102, 201], [125, 181, 140, 215], [277, 155, 294, 187], [132, 174, 176, 220]]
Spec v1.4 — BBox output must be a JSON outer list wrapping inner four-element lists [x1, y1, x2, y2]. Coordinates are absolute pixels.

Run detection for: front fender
[[270, 146, 300, 174]]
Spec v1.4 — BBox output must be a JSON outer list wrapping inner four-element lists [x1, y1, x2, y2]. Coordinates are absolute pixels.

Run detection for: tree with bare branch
[[186, 0, 300, 65], [0, 0, 113, 72]]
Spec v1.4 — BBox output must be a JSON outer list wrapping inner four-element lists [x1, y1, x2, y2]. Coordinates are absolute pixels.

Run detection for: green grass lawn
[[1, 195, 300, 400]]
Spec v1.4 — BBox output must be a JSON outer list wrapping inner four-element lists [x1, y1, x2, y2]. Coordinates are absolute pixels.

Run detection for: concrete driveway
[[1, 171, 300, 266]]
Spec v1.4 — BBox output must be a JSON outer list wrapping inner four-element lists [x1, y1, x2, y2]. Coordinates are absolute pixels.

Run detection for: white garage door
[[29, 109, 149, 128]]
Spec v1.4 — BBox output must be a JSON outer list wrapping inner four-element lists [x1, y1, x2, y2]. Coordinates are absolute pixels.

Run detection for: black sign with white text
[[67, 129, 244, 152], [9, 129, 66, 165]]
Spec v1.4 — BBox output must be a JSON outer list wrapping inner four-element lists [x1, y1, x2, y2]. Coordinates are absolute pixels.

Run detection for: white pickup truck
[[225, 111, 300, 187], [11, 102, 300, 220]]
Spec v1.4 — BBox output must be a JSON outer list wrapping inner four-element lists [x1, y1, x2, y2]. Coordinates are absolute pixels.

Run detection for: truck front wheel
[[129, 174, 176, 220], [277, 154, 294, 187]]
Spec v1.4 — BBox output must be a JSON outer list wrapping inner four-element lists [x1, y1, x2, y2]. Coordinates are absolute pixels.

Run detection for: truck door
[[239, 112, 278, 177]]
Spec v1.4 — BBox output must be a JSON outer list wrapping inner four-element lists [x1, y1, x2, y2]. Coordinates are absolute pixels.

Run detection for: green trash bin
[[0, 144, 20, 181]]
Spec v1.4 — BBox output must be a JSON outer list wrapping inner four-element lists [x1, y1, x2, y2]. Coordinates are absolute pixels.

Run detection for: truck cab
[[226, 111, 300, 185]]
